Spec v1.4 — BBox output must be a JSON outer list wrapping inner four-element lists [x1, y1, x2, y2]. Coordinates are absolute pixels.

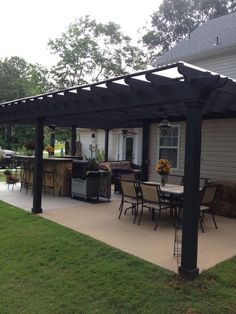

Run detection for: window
[[158, 125, 180, 169]]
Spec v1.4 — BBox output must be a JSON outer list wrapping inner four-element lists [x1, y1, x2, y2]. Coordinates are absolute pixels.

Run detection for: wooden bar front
[[16, 156, 73, 196]]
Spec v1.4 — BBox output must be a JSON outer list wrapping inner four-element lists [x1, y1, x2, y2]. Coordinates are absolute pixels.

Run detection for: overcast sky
[[0, 0, 162, 67]]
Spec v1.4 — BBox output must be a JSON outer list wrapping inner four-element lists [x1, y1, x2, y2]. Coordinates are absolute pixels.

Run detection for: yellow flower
[[155, 159, 171, 175], [45, 145, 54, 153]]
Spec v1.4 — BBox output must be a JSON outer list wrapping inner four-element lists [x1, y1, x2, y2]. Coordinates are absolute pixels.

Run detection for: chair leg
[[211, 211, 218, 229], [133, 203, 139, 224], [199, 215, 204, 233], [154, 210, 161, 231], [137, 203, 144, 225], [118, 199, 124, 219]]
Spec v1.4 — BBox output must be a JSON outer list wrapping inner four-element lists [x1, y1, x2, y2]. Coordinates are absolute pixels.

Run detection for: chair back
[[120, 180, 138, 199], [121, 173, 136, 181], [182, 177, 209, 189], [167, 174, 184, 186], [201, 184, 218, 206], [199, 177, 209, 189], [140, 182, 161, 203]]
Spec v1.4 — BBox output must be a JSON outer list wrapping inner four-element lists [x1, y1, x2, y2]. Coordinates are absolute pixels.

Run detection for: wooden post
[[179, 101, 203, 279], [32, 117, 44, 214], [71, 125, 77, 156], [104, 129, 109, 161], [141, 123, 150, 181]]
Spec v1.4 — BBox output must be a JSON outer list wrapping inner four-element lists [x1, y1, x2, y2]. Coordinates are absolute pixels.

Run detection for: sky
[[0, 0, 162, 67]]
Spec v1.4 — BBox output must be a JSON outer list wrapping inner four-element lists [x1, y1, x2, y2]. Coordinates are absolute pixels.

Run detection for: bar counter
[[15, 155, 74, 196]]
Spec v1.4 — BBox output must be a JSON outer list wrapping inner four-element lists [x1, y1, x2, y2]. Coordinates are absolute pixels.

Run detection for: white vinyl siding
[[200, 119, 236, 182], [78, 129, 105, 159], [190, 51, 236, 80], [149, 119, 236, 183], [78, 129, 120, 161]]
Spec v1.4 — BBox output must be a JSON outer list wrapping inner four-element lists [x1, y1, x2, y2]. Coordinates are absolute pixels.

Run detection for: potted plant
[[4, 169, 12, 183], [45, 145, 54, 157], [155, 159, 171, 187], [24, 141, 35, 156], [3, 169, 19, 184]]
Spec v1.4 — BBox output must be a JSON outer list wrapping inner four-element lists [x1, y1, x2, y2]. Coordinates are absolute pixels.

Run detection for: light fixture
[[48, 124, 56, 133], [158, 115, 171, 137]]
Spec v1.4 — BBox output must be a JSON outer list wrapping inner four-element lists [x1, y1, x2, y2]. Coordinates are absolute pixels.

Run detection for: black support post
[[49, 132, 55, 156], [49, 124, 56, 157], [179, 101, 203, 279], [141, 123, 150, 181], [104, 129, 109, 162], [32, 117, 44, 214], [71, 125, 77, 156]]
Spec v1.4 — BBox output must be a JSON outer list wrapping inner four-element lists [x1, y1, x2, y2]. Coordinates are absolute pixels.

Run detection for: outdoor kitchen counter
[[15, 156, 73, 196]]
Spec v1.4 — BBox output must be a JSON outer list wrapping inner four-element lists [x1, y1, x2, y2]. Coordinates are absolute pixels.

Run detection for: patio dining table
[[143, 182, 184, 196], [143, 182, 184, 219]]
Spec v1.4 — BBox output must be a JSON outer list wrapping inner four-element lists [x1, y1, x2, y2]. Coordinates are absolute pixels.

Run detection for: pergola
[[1, 62, 236, 279]]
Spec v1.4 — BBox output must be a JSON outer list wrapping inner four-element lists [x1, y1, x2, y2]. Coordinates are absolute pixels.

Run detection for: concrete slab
[[0, 182, 235, 273]]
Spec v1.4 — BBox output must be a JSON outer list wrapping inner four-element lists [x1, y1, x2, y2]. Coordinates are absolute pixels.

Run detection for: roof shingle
[[154, 12, 236, 66]]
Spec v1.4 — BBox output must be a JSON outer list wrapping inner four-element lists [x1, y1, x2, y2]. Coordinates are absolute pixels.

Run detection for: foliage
[[0, 125, 35, 151], [0, 56, 52, 102], [0, 201, 236, 313], [3, 169, 11, 176], [95, 148, 105, 163], [0, 56, 53, 151], [48, 16, 147, 88], [24, 140, 35, 151], [142, 0, 236, 62]]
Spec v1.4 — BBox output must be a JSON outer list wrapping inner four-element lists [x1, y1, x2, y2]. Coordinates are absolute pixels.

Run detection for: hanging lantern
[[159, 116, 171, 137]]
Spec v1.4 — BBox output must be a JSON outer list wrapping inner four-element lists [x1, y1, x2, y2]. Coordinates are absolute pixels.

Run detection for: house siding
[[149, 119, 236, 182], [190, 52, 236, 79], [78, 129, 106, 159], [108, 130, 119, 161], [78, 129, 120, 161]]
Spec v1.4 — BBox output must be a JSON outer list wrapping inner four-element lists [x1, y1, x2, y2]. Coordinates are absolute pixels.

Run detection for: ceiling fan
[[117, 128, 137, 137]]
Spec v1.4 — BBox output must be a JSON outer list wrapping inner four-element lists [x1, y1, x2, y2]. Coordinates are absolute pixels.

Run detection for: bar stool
[[42, 164, 56, 195], [25, 162, 34, 194], [20, 160, 32, 192]]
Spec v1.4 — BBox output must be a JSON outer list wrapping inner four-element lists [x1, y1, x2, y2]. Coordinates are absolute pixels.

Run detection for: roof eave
[[155, 44, 236, 67]]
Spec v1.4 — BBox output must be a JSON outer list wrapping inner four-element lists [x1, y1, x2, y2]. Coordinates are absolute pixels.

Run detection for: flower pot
[[161, 175, 168, 187]]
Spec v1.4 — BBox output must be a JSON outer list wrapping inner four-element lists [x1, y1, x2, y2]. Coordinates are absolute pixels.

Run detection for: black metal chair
[[138, 182, 171, 230], [199, 183, 219, 232], [113, 169, 134, 193], [167, 174, 184, 186], [118, 179, 141, 223]]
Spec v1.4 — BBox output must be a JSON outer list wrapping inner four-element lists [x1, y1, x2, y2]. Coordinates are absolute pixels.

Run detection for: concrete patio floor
[[0, 182, 235, 273]]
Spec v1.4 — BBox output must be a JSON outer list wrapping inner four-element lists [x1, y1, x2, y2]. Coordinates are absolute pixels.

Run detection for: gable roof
[[154, 11, 236, 66]]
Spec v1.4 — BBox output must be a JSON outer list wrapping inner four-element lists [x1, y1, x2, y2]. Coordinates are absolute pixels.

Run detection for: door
[[125, 137, 134, 161]]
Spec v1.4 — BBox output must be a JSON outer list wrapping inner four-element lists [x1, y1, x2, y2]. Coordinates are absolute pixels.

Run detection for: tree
[[0, 56, 52, 102], [48, 16, 147, 88], [142, 0, 236, 62], [0, 56, 52, 150]]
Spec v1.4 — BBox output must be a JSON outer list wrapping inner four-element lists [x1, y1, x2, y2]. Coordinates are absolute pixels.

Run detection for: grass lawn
[[0, 170, 6, 182], [0, 201, 235, 314]]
